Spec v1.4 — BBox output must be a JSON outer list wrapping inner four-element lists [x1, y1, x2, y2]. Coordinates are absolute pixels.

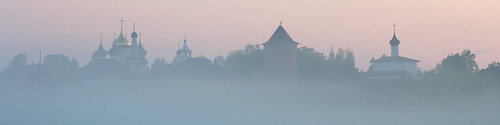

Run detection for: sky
[[1, 0, 500, 71]]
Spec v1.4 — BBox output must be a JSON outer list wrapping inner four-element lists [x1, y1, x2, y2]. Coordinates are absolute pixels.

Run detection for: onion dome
[[389, 24, 400, 46], [389, 34, 400, 46], [114, 32, 131, 47], [92, 42, 108, 58], [131, 32, 138, 38], [131, 23, 138, 38]]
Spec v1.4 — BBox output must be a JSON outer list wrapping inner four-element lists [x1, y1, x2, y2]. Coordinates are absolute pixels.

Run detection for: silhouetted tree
[[213, 56, 225, 68], [224, 44, 264, 78], [436, 49, 478, 75], [480, 62, 500, 74], [1, 54, 36, 82], [42, 54, 81, 82], [327, 47, 359, 78], [338, 48, 358, 75], [149, 57, 168, 78], [225, 44, 360, 80], [151, 57, 166, 69], [297, 46, 329, 79]]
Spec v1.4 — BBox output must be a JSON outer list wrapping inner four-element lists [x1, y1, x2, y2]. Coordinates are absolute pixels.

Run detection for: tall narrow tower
[[263, 23, 299, 81], [131, 22, 138, 47], [390, 24, 400, 57]]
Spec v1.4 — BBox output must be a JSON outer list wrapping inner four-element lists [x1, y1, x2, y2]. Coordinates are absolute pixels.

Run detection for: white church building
[[368, 26, 419, 80]]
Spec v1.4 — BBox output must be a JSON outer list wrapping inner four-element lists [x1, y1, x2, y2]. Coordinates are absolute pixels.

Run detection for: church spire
[[93, 34, 108, 60], [390, 24, 400, 46], [131, 22, 138, 46], [99, 33, 103, 46], [120, 17, 124, 33], [113, 18, 131, 47], [390, 24, 400, 57], [393, 24, 396, 34]]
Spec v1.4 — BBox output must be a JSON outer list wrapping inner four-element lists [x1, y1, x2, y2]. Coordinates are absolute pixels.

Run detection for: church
[[89, 19, 148, 73], [368, 25, 419, 80], [173, 37, 193, 64], [171, 36, 212, 65]]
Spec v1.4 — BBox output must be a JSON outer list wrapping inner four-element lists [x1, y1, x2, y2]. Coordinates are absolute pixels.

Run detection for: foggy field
[[1, 80, 499, 125]]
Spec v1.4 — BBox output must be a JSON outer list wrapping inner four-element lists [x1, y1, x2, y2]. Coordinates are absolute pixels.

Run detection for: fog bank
[[1, 80, 499, 125]]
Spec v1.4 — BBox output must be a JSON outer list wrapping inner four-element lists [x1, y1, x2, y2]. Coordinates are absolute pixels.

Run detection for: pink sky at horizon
[[1, 0, 500, 71]]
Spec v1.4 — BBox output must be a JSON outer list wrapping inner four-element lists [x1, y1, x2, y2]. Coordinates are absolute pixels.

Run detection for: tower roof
[[263, 24, 299, 45], [180, 37, 191, 52], [114, 18, 131, 47], [131, 32, 138, 38], [114, 32, 131, 46], [389, 34, 400, 46], [390, 24, 400, 46], [93, 35, 108, 58], [131, 23, 138, 38], [93, 42, 108, 57]]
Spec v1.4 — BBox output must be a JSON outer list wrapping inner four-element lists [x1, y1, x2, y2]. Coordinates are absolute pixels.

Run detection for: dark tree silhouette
[[327, 47, 359, 78], [42, 54, 82, 82], [224, 44, 264, 78], [1, 54, 36, 82], [481, 62, 500, 74], [225, 45, 359, 80], [436, 49, 478, 75], [297, 46, 329, 79]]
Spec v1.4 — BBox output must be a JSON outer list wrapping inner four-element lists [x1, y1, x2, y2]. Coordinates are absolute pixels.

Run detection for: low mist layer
[[1, 80, 499, 125]]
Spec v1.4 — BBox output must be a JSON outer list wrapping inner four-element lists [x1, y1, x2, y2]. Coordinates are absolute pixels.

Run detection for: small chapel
[[368, 25, 419, 80]]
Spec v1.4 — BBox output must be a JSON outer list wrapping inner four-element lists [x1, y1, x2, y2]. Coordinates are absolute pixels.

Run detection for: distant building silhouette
[[89, 19, 148, 73], [171, 37, 212, 65], [92, 34, 108, 61], [173, 37, 193, 64], [149, 37, 221, 79], [368, 25, 419, 80], [263, 23, 299, 81]]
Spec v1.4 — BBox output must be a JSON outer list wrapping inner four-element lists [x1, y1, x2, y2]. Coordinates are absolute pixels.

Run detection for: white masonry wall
[[372, 61, 418, 78]]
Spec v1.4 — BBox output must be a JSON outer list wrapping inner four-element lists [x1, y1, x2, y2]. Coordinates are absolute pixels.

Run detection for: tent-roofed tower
[[263, 23, 299, 81]]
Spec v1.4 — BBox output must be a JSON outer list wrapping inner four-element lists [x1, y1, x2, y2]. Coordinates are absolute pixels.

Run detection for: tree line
[[1, 45, 500, 84]]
